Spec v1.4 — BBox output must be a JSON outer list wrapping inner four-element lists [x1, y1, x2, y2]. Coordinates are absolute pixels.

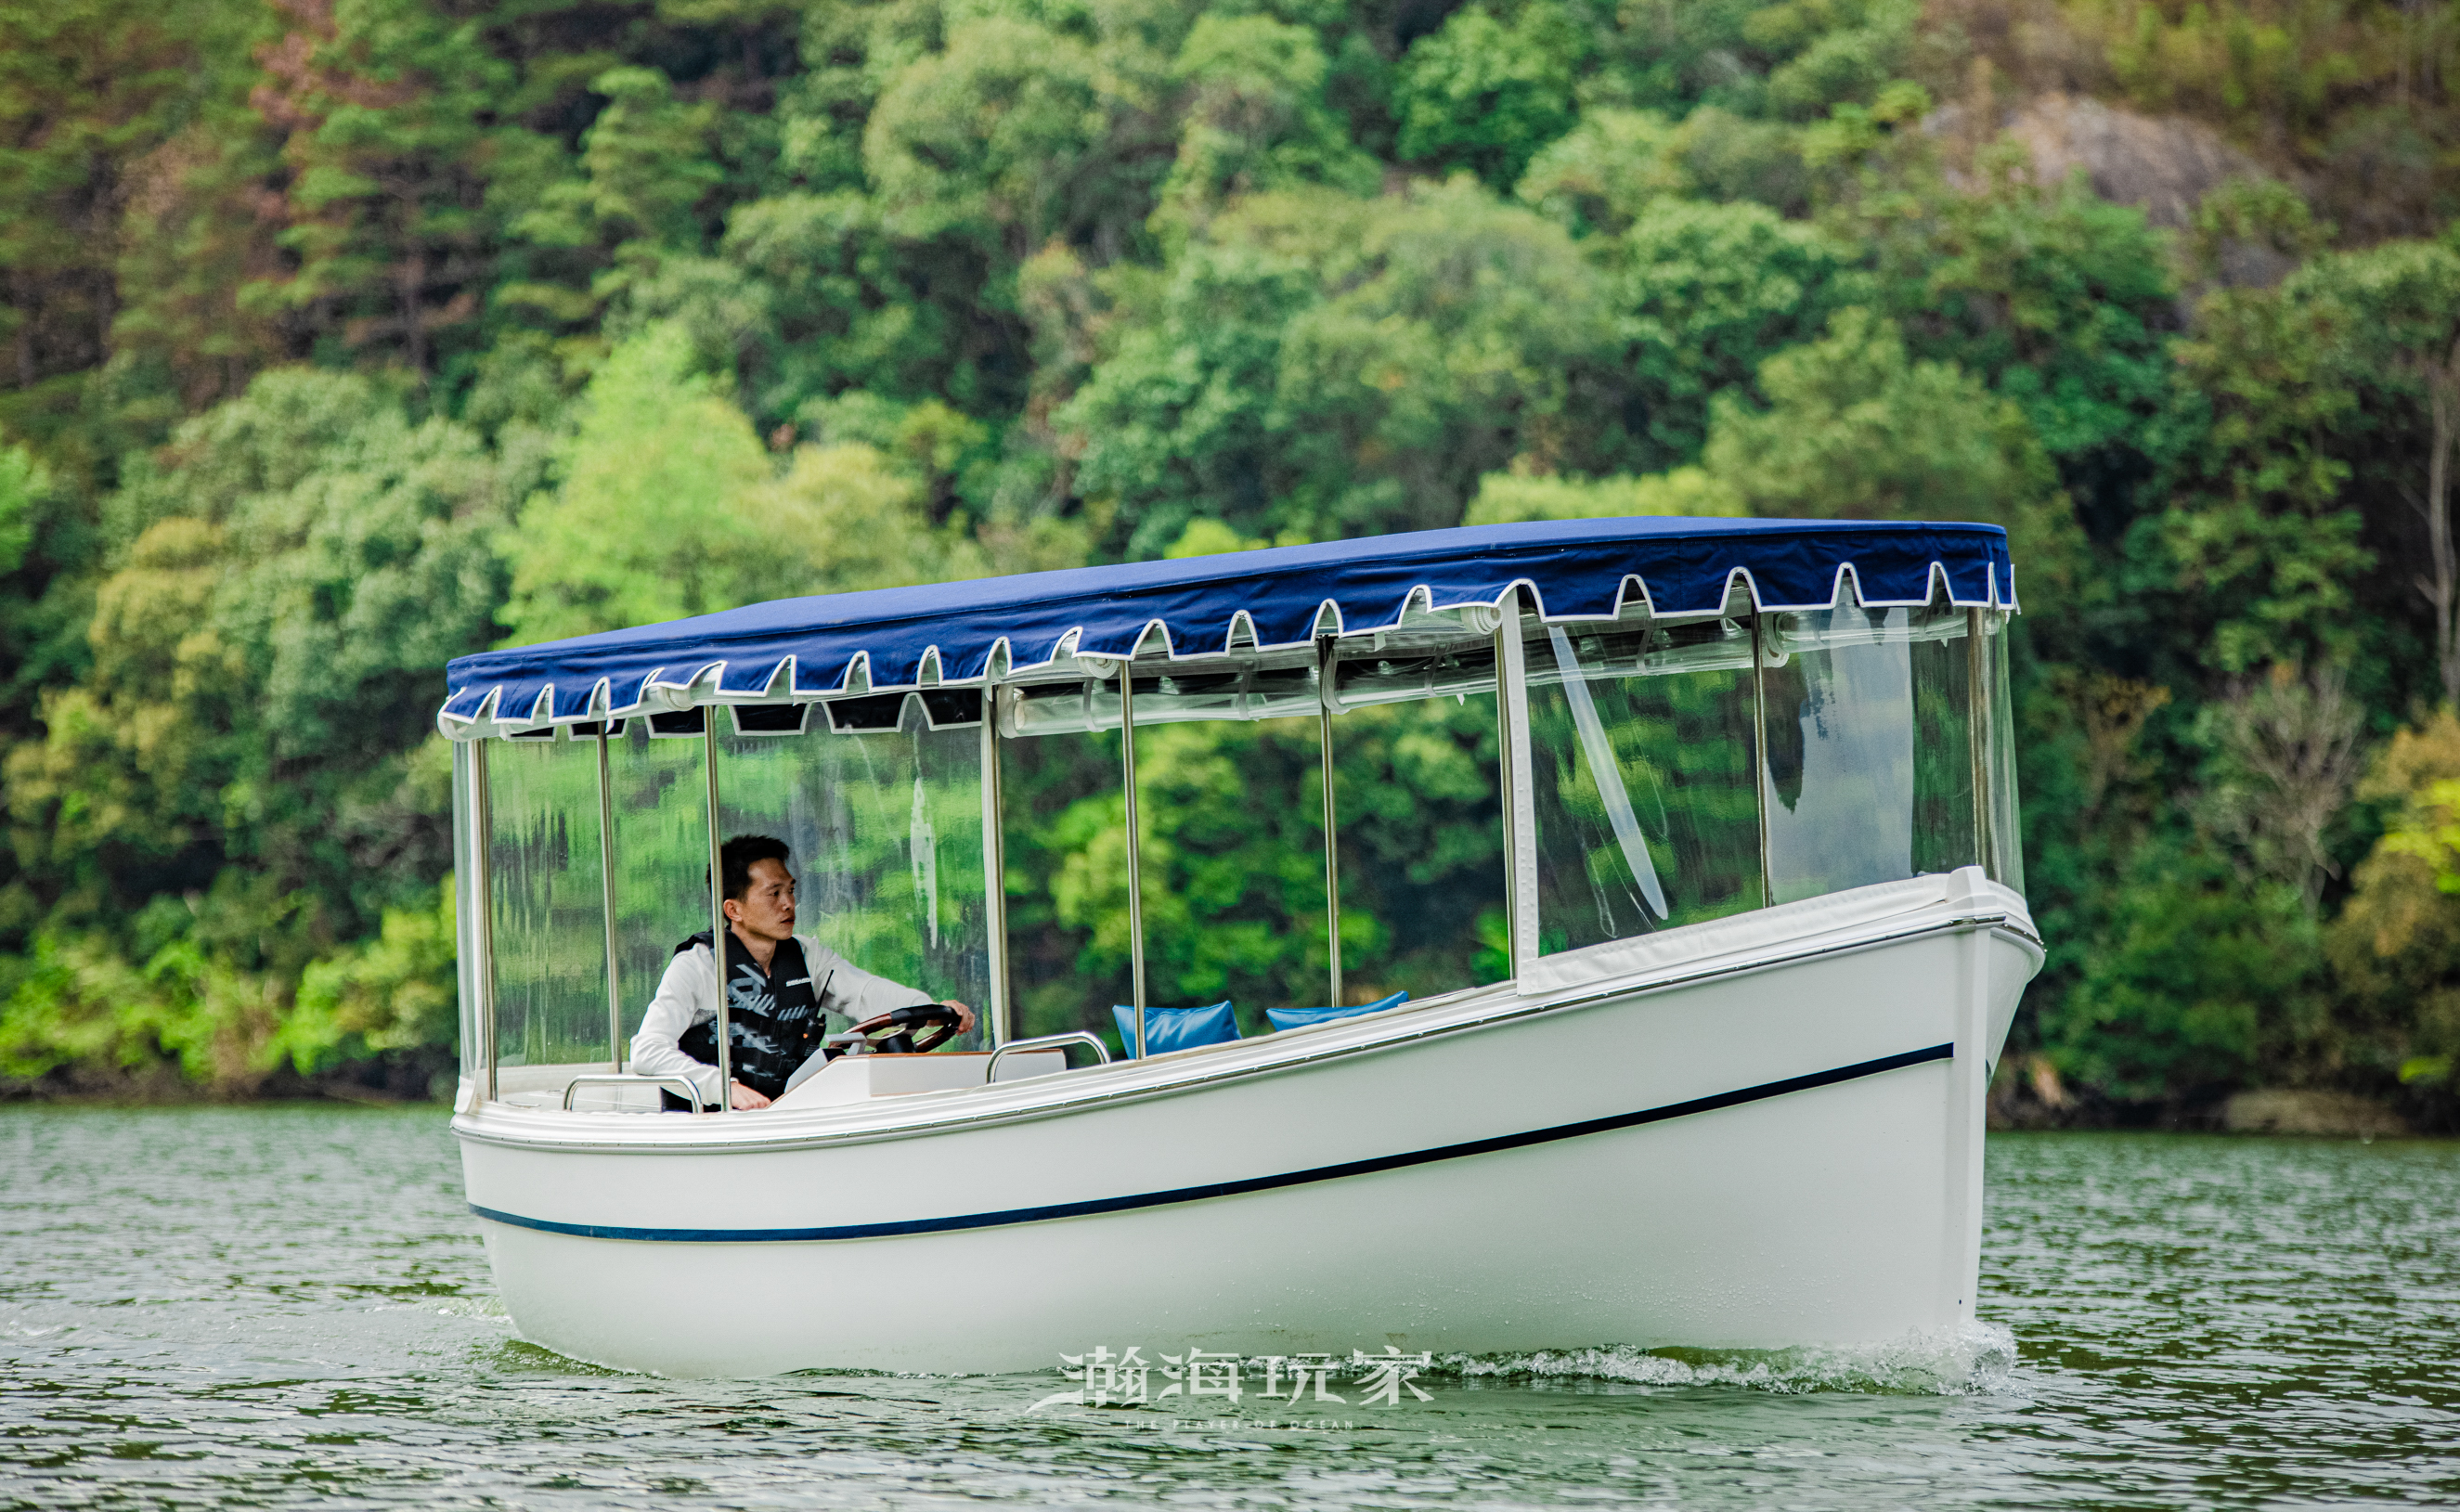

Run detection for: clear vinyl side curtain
[[1510, 593, 2015, 964], [486, 733, 614, 1072], [446, 595, 2022, 1095], [458, 700, 996, 1105]]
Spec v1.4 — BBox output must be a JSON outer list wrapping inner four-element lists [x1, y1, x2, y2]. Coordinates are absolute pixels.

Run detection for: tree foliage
[[1, 0, 2458, 1121]]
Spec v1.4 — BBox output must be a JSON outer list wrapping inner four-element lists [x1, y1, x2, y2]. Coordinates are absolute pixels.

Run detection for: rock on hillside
[[1931, 92, 2297, 283]]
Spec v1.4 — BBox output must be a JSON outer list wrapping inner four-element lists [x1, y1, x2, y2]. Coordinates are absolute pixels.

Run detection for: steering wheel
[[834, 1002, 964, 1056]]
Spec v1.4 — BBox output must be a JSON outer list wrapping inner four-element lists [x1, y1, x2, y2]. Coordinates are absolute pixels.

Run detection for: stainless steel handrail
[[472, 738, 498, 1107], [982, 675, 1011, 1049], [595, 720, 623, 1073], [1494, 591, 1539, 975], [1317, 633, 1341, 1011], [703, 716, 732, 1110], [985, 1032, 1111, 1082], [1120, 668, 1146, 1058], [562, 1074, 706, 1111]]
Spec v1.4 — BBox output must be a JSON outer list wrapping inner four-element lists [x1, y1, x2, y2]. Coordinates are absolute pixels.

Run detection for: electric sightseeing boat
[[439, 517, 2039, 1377]]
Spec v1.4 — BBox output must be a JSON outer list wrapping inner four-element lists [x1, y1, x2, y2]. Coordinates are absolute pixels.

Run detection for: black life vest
[[669, 930, 832, 1104]]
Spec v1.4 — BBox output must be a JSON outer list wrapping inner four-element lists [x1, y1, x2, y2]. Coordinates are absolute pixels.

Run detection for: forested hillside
[[5, 0, 2460, 1124]]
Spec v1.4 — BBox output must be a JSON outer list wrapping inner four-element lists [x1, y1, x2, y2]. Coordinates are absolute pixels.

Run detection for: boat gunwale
[[452, 890, 2041, 1157]]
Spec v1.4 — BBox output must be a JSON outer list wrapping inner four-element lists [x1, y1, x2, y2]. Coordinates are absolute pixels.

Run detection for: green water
[[3, 1106, 2454, 1508]]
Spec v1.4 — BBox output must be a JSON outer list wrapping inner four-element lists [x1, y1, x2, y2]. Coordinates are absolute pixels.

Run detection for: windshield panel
[[716, 695, 990, 1050], [1527, 618, 1763, 953]]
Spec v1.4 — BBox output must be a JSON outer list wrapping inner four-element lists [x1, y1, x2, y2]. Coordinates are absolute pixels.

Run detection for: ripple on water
[[2, 1105, 2456, 1510], [1441, 1322, 2021, 1395]]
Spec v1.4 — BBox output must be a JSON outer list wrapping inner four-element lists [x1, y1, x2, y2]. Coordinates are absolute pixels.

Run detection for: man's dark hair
[[718, 834, 792, 901]]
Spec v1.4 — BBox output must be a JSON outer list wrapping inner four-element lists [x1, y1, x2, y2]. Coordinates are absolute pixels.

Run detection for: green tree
[[1888, 161, 2182, 539], [1701, 307, 2075, 581], [720, 188, 1016, 422], [2331, 711, 2460, 1107], [2303, 239, 2460, 703], [9, 368, 515, 924], [498, 322, 774, 643], [0, 0, 248, 446], [2158, 263, 2370, 676], [1583, 0, 1776, 116], [247, 0, 534, 374], [1392, 4, 1580, 189], [1152, 14, 1378, 239], [1608, 197, 1858, 467], [862, 11, 1167, 262], [1749, 0, 1916, 120], [501, 66, 726, 330], [2045, 841, 2330, 1105], [1464, 465, 1741, 524], [1064, 179, 1617, 552], [7, 0, 2460, 1112], [1513, 109, 1689, 237], [1236, 178, 1616, 536], [755, 439, 990, 597], [283, 876, 457, 1079], [0, 443, 44, 578], [3, 366, 514, 1091], [1515, 104, 1811, 223], [503, 323, 988, 643], [0, 433, 93, 950]]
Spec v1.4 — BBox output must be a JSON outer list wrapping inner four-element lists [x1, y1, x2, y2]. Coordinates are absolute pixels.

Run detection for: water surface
[[2, 1106, 2454, 1508]]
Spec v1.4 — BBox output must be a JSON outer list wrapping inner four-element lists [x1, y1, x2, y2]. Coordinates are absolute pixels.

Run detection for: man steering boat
[[630, 834, 977, 1110]]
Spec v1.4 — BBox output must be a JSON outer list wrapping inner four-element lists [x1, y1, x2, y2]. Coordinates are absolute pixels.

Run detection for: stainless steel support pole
[[703, 711, 732, 1110], [1967, 608, 1992, 878], [1751, 610, 1774, 909], [980, 684, 1010, 1049], [1120, 666, 1146, 1058], [1494, 592, 1539, 977], [596, 723, 623, 1073], [471, 737, 498, 1105], [1316, 635, 1342, 1008]]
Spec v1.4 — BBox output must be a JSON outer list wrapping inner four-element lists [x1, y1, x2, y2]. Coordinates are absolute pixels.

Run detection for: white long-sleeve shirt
[[628, 934, 934, 1105]]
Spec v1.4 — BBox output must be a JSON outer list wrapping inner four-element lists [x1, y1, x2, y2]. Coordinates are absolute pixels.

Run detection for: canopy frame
[[457, 523, 2021, 1102]]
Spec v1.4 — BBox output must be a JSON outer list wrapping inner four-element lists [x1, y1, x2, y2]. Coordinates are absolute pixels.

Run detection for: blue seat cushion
[[1111, 1001, 1238, 1057], [1265, 990, 1409, 1032]]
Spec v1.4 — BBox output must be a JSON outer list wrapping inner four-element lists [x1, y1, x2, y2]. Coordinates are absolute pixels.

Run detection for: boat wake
[[1436, 1322, 2017, 1395]]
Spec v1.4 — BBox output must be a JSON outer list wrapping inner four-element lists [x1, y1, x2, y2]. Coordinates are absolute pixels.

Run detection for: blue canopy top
[[441, 516, 2014, 733]]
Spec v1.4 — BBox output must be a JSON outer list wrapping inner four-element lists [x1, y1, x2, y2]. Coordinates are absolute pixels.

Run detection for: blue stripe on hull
[[471, 1042, 1954, 1244]]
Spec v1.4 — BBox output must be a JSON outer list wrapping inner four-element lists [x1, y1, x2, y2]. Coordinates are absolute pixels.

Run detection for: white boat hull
[[455, 872, 2039, 1376]]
